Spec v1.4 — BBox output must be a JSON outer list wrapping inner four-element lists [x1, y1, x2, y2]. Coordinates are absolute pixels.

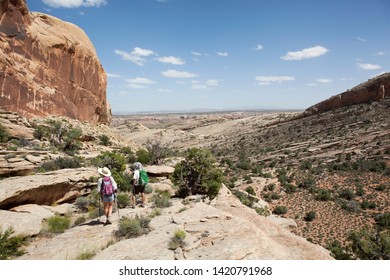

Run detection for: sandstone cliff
[[0, 0, 111, 125], [302, 72, 389, 117]]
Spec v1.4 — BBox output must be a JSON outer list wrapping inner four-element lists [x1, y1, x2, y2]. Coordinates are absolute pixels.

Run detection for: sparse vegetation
[[46, 215, 71, 233], [168, 229, 187, 250], [38, 156, 82, 172], [0, 227, 26, 260], [116, 215, 151, 238], [152, 190, 172, 208]]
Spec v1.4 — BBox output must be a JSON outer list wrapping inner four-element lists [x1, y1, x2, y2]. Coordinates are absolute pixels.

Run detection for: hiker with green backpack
[[131, 162, 148, 208]]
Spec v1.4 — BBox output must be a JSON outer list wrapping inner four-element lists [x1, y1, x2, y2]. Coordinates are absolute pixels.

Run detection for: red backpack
[[101, 176, 114, 195]]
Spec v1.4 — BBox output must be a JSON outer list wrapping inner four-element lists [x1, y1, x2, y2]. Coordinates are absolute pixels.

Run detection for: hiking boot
[[105, 218, 111, 225], [140, 203, 145, 208], [131, 205, 135, 209]]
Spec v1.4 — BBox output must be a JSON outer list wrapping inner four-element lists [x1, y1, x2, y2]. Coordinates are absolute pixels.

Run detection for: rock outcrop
[[0, 167, 96, 209], [0, 0, 111, 125], [302, 72, 390, 117]]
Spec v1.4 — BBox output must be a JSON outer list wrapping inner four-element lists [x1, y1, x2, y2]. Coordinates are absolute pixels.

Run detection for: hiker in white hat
[[97, 167, 118, 225]]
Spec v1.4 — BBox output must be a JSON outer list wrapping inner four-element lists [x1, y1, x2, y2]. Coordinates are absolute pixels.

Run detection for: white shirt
[[133, 170, 140, 185]]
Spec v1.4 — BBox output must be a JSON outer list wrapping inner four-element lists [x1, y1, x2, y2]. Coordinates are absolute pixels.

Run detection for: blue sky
[[27, 0, 390, 114]]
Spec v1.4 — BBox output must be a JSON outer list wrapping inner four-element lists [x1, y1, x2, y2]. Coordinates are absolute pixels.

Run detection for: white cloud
[[158, 89, 171, 93], [127, 84, 148, 89], [42, 0, 107, 8], [357, 63, 381, 70], [253, 44, 263, 51], [156, 56, 185, 65], [255, 76, 295, 84], [107, 73, 121, 78], [357, 36, 367, 42], [191, 51, 202, 56], [191, 79, 219, 90], [281, 45, 329, 60], [132, 47, 155, 57], [162, 70, 198, 78], [126, 77, 155, 84], [307, 83, 317, 86], [374, 51, 385, 56], [316, 78, 332, 83], [205, 79, 219, 86], [217, 52, 229, 57], [115, 47, 156, 66]]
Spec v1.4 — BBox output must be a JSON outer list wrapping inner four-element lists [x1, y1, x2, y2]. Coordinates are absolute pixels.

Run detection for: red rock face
[[303, 73, 390, 116], [0, 0, 111, 125]]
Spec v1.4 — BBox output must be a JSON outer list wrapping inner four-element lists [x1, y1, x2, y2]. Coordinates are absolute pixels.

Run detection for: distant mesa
[[302, 72, 390, 117], [0, 0, 111, 125]]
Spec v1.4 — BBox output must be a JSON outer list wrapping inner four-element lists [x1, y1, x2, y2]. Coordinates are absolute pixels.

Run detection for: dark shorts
[[132, 185, 145, 195]]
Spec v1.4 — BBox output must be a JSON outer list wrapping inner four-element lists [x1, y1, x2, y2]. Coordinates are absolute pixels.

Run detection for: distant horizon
[[112, 106, 304, 116]]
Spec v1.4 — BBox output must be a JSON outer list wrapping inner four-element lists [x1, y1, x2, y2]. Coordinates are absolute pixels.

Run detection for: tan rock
[[0, 167, 96, 209], [0, 0, 111, 125], [0, 209, 43, 237]]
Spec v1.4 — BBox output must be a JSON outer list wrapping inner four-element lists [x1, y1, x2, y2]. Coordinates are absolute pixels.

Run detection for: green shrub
[[47, 216, 71, 233], [168, 229, 187, 250], [315, 189, 332, 201], [74, 216, 87, 226], [120, 146, 137, 163], [284, 183, 296, 194], [338, 188, 355, 200], [39, 156, 82, 172], [298, 175, 316, 189], [76, 251, 96, 260], [152, 191, 172, 208], [75, 197, 89, 211], [0, 227, 26, 260], [361, 200, 376, 210], [116, 215, 151, 238], [326, 239, 352, 260], [91, 151, 126, 172], [99, 134, 112, 146], [304, 211, 316, 222], [136, 149, 151, 164], [116, 193, 130, 208], [33, 125, 50, 140], [0, 123, 10, 143], [245, 186, 256, 196], [273, 206, 288, 215], [172, 148, 223, 199], [254, 206, 270, 216]]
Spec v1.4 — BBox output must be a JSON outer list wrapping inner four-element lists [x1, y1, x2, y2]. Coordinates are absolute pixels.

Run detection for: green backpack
[[138, 169, 149, 186]]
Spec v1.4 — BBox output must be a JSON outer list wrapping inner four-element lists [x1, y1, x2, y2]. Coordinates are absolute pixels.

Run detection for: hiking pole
[[98, 192, 102, 222], [115, 191, 120, 219]]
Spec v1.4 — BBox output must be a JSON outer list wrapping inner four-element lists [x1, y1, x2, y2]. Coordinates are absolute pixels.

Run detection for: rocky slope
[[0, 0, 111, 125], [17, 186, 332, 260]]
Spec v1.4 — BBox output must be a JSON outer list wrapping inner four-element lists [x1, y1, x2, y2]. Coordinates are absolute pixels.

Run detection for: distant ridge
[[302, 72, 390, 117]]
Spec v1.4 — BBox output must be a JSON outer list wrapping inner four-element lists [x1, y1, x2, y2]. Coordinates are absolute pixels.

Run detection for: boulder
[[0, 209, 45, 237], [0, 167, 97, 209], [145, 165, 175, 177], [0, 0, 111, 125]]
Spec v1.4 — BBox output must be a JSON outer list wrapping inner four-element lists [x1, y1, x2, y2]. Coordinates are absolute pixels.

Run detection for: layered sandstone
[[302, 72, 389, 116], [0, 0, 111, 125]]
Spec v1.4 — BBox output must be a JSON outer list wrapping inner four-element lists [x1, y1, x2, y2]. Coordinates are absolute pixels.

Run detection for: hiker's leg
[[103, 202, 109, 217], [141, 192, 145, 205], [108, 201, 114, 216]]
